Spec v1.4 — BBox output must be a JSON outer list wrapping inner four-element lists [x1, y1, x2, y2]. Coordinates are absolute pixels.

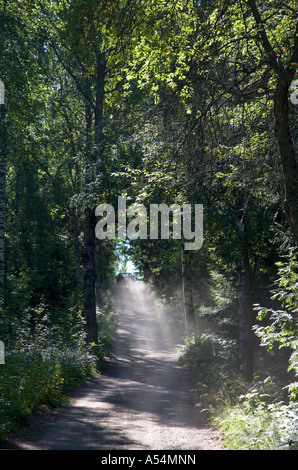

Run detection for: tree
[[30, 0, 140, 343], [123, 0, 296, 381], [245, 0, 298, 246], [0, 7, 9, 303], [181, 242, 196, 336], [0, 1, 42, 304], [0, 102, 7, 304]]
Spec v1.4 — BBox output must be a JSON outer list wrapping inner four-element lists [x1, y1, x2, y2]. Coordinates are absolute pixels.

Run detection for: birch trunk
[[83, 206, 98, 344], [82, 52, 106, 343], [0, 104, 7, 304], [94, 51, 106, 309], [82, 101, 98, 344], [181, 242, 196, 336]]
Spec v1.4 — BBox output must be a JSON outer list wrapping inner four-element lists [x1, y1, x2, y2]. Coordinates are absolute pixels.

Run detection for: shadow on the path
[[0, 282, 216, 450]]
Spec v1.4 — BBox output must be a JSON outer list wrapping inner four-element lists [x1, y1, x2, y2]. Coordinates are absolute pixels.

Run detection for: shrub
[[213, 391, 298, 450], [0, 340, 97, 440], [0, 297, 118, 441], [178, 334, 246, 409]]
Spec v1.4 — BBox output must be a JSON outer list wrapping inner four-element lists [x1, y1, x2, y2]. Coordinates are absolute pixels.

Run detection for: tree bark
[[238, 207, 254, 382], [83, 206, 98, 344], [82, 101, 98, 344], [94, 51, 106, 309], [181, 242, 196, 336], [241, 230, 254, 383], [0, 104, 7, 304], [82, 50, 106, 342], [70, 208, 81, 289], [237, 263, 246, 365], [247, 0, 298, 246], [274, 70, 298, 246]]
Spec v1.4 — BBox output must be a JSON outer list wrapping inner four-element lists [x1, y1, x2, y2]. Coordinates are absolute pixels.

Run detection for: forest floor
[[4, 282, 226, 450]]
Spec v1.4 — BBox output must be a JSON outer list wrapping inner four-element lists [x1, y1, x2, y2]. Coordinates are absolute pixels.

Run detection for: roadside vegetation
[[0, 295, 117, 440], [175, 249, 298, 450], [0, 0, 297, 448]]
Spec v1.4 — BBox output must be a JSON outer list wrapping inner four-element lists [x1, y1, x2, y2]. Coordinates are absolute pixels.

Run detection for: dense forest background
[[0, 0, 298, 449]]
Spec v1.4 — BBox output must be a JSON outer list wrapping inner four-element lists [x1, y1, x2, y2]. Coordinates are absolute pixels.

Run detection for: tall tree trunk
[[95, 239, 102, 307], [13, 167, 21, 278], [82, 102, 98, 344], [238, 209, 254, 383], [94, 52, 106, 309], [181, 242, 196, 336], [82, 51, 106, 342], [237, 263, 246, 364], [241, 230, 254, 383], [0, 103, 7, 304], [274, 70, 298, 246], [247, 0, 298, 247], [71, 208, 81, 288], [83, 207, 98, 344]]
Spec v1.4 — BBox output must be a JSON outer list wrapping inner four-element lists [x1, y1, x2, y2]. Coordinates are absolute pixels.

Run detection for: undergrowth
[[0, 338, 96, 439], [0, 299, 117, 441], [177, 249, 298, 450], [213, 393, 298, 450], [178, 334, 298, 450]]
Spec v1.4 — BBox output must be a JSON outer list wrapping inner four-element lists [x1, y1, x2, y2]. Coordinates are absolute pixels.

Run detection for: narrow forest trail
[[11, 282, 226, 450]]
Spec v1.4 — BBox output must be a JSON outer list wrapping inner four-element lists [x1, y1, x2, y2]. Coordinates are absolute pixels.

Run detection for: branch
[[50, 41, 95, 110], [290, 22, 298, 64], [246, 0, 280, 70]]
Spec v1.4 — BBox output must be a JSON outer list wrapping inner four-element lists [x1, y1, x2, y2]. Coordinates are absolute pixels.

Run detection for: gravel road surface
[[7, 282, 226, 450]]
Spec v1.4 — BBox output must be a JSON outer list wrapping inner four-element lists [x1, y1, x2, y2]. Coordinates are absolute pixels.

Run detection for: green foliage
[[254, 248, 298, 399], [213, 393, 298, 450], [0, 335, 97, 439], [0, 297, 119, 440], [178, 334, 246, 409], [179, 332, 298, 449], [96, 298, 118, 367], [1, 0, 298, 450]]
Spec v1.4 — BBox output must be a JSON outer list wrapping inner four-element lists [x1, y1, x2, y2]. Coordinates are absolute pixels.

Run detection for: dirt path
[[9, 282, 226, 450]]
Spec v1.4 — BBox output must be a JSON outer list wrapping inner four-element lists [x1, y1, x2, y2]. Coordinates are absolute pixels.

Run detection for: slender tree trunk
[[83, 206, 98, 344], [247, 0, 298, 247], [82, 51, 106, 341], [13, 167, 21, 278], [238, 210, 254, 383], [83, 102, 98, 344], [242, 231, 254, 383], [71, 208, 81, 288], [274, 70, 298, 247], [95, 239, 103, 307], [0, 104, 7, 304], [237, 263, 246, 364], [181, 242, 196, 336], [94, 52, 106, 309]]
